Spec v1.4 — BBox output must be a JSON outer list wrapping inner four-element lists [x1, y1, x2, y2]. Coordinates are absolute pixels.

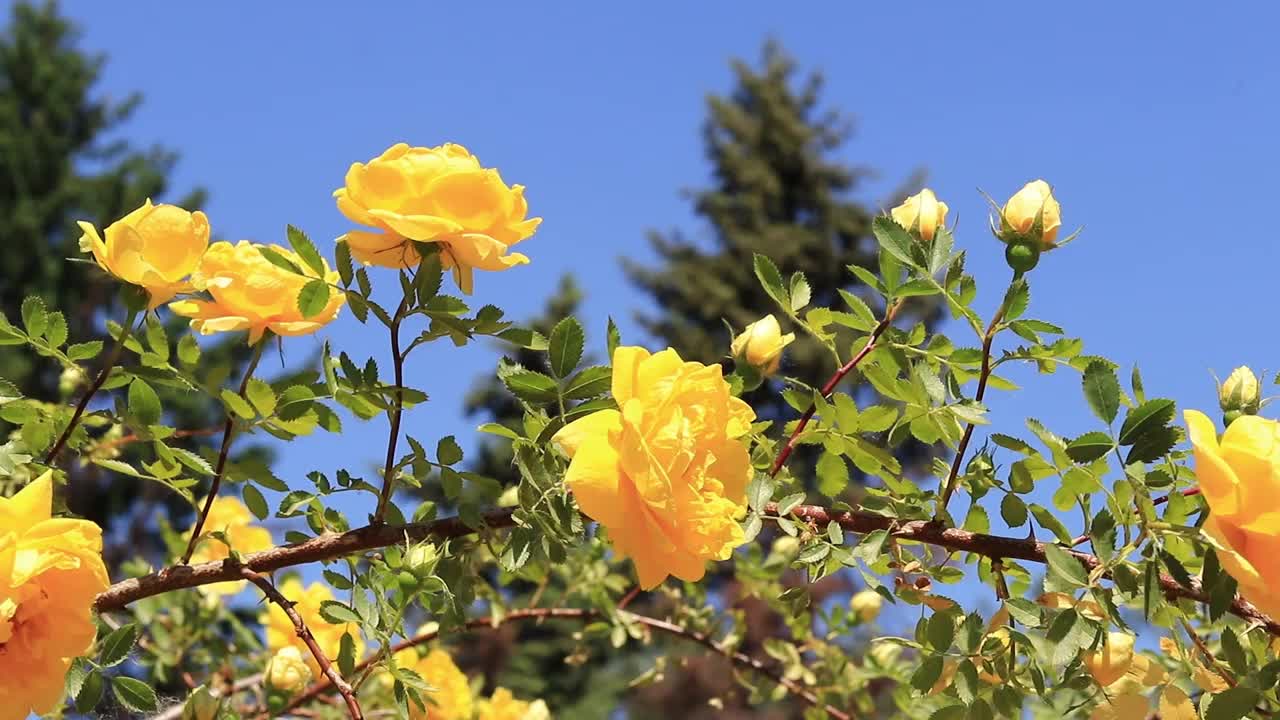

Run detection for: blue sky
[[52, 2, 1280, 613]]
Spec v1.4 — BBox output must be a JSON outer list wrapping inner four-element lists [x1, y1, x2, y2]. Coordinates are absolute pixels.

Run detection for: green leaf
[[563, 365, 611, 400], [318, 600, 361, 625], [21, 296, 47, 336], [548, 316, 585, 378], [75, 668, 104, 713], [911, 654, 944, 692], [837, 290, 877, 330], [338, 631, 357, 677], [1000, 493, 1027, 528], [243, 484, 269, 520], [64, 341, 101, 362], [928, 610, 956, 651], [752, 254, 789, 310], [437, 435, 463, 465], [335, 239, 355, 287], [97, 623, 140, 667], [606, 316, 621, 358], [245, 378, 277, 417], [1030, 504, 1074, 544], [177, 334, 201, 367], [112, 676, 158, 713], [45, 311, 68, 348], [1118, 398, 1175, 446], [415, 253, 443, 303], [1205, 687, 1261, 720], [297, 279, 331, 318], [128, 379, 162, 426], [1082, 360, 1121, 425], [1043, 544, 1089, 587], [746, 473, 774, 512], [1001, 279, 1029, 321], [872, 216, 917, 267], [499, 361, 558, 404], [816, 452, 849, 497], [789, 272, 811, 311], [477, 422, 520, 440], [221, 389, 256, 419], [287, 224, 326, 275], [258, 245, 304, 274], [1066, 431, 1115, 464]]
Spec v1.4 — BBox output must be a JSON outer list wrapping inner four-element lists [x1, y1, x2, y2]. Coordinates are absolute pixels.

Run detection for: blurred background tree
[[462, 41, 931, 718], [0, 0, 256, 570]]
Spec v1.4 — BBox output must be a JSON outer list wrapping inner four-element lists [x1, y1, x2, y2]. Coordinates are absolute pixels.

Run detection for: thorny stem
[[373, 297, 410, 525], [44, 308, 141, 464], [769, 300, 902, 478], [240, 568, 364, 720], [276, 607, 853, 720], [180, 339, 268, 565]]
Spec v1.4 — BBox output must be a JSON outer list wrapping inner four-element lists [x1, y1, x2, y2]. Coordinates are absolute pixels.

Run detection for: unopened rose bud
[[265, 647, 313, 696], [1219, 366, 1261, 425], [850, 589, 882, 622], [58, 366, 86, 397], [182, 685, 221, 720], [890, 188, 949, 242], [404, 542, 439, 579], [730, 315, 795, 377], [998, 179, 1062, 249], [868, 641, 902, 668], [771, 535, 800, 558]]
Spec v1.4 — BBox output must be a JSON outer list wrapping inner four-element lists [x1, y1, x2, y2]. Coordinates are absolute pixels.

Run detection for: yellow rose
[[392, 648, 473, 720], [730, 315, 795, 376], [890, 188, 949, 241], [185, 496, 273, 596], [170, 241, 345, 344], [262, 579, 364, 677], [1000, 179, 1062, 248], [0, 471, 109, 718], [552, 345, 756, 589], [77, 200, 210, 308], [849, 589, 882, 622], [1087, 650, 1166, 720], [1083, 632, 1136, 687], [264, 646, 313, 696], [1036, 591, 1106, 621], [1219, 366, 1262, 418], [476, 687, 550, 720], [334, 142, 541, 294], [1184, 409, 1280, 617]]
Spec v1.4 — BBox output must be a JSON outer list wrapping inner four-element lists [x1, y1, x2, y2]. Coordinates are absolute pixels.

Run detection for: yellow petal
[[552, 410, 621, 457], [1185, 409, 1243, 519], [563, 434, 625, 529], [0, 471, 53, 536]]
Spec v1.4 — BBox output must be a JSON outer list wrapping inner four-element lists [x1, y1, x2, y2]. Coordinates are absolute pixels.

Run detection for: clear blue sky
[[50, 3, 1280, 609]]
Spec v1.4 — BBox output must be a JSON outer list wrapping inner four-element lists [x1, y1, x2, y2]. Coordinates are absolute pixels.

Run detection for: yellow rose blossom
[[170, 241, 345, 344], [476, 687, 550, 720], [264, 646, 313, 696], [1184, 410, 1280, 618], [334, 142, 541, 294], [391, 647, 473, 720], [262, 579, 364, 677], [77, 200, 210, 308], [1083, 632, 1136, 687], [0, 471, 109, 718], [849, 590, 882, 622], [1000, 179, 1062, 247], [890, 188, 949, 241], [184, 496, 273, 596], [552, 345, 756, 589], [730, 315, 795, 376], [1088, 648, 1168, 720]]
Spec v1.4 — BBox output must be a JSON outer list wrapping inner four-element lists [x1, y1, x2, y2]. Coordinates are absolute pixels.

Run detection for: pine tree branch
[[241, 568, 363, 720], [95, 503, 1280, 636]]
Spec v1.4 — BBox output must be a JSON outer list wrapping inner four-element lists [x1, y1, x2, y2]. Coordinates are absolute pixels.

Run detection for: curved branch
[[277, 607, 853, 720], [95, 503, 1280, 636], [241, 568, 363, 720]]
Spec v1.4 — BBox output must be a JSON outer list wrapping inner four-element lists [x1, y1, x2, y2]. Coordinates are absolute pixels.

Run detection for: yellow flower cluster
[[390, 646, 550, 720], [262, 578, 365, 677], [0, 472, 109, 718], [184, 496, 273, 596], [1185, 409, 1280, 618], [334, 142, 541, 294], [553, 345, 755, 589]]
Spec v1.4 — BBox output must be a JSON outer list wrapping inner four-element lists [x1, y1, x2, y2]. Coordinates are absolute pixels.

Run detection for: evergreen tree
[[0, 1, 252, 568]]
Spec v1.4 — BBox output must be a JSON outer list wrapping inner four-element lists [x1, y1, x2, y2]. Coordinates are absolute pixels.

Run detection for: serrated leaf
[[220, 389, 256, 419], [548, 316, 585, 378], [45, 310, 68, 347], [1044, 544, 1089, 587], [112, 676, 158, 713], [335, 239, 355, 286], [437, 435, 463, 465], [258, 245, 304, 274], [1082, 360, 1121, 424], [606, 316, 621, 358], [297, 279, 331, 318], [67, 340, 104, 361], [789, 272, 811, 311], [1002, 280, 1029, 321], [287, 224, 326, 275], [318, 600, 361, 625], [97, 623, 140, 667], [928, 610, 956, 651], [1205, 687, 1261, 720], [746, 473, 774, 512], [872, 216, 918, 267], [128, 379, 161, 426], [753, 254, 788, 310], [243, 484, 269, 520], [1066, 431, 1114, 464], [1118, 398, 1175, 446], [911, 654, 944, 692], [563, 365, 611, 400], [75, 668, 104, 712], [1000, 493, 1028, 527], [245, 378, 277, 416], [499, 363, 558, 404], [1030, 504, 1074, 544], [21, 296, 47, 336]]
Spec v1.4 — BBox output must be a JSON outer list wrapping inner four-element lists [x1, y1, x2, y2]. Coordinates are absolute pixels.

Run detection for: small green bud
[[1004, 241, 1040, 274], [403, 542, 439, 579], [1219, 366, 1261, 422], [182, 685, 221, 720]]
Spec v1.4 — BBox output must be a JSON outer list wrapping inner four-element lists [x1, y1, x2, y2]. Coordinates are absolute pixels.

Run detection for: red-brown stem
[[936, 303, 1007, 519], [44, 309, 140, 464], [279, 607, 852, 720], [1153, 486, 1202, 506], [180, 340, 267, 565], [769, 301, 902, 477], [240, 568, 363, 720], [98, 426, 221, 451], [372, 298, 409, 525], [94, 502, 1280, 637]]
